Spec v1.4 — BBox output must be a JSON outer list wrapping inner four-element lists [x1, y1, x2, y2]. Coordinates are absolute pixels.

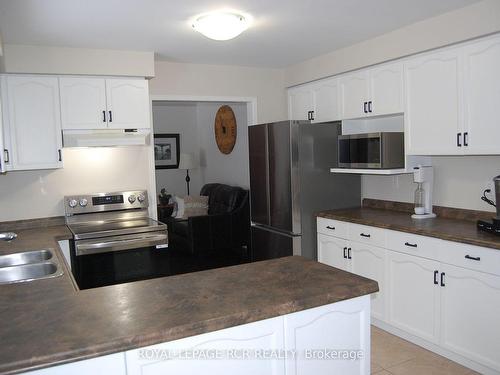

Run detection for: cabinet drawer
[[317, 217, 349, 239], [386, 230, 440, 260], [349, 223, 386, 247], [439, 240, 500, 277]]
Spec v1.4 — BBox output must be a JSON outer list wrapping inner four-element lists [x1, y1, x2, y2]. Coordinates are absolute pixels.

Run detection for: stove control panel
[[64, 190, 149, 216]]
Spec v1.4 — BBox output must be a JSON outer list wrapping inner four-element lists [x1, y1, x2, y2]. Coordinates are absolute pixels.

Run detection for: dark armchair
[[168, 183, 250, 256]]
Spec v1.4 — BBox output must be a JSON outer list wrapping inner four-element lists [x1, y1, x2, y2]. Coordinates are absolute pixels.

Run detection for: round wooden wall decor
[[214, 105, 237, 154]]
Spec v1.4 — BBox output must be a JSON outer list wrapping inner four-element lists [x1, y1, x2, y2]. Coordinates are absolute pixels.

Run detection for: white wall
[[150, 61, 286, 124], [0, 147, 153, 221], [152, 102, 203, 197], [1, 44, 155, 77], [196, 102, 249, 189], [363, 156, 500, 212]]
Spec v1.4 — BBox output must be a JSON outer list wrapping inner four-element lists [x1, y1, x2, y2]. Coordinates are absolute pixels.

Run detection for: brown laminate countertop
[[317, 207, 500, 250], [0, 226, 378, 375]]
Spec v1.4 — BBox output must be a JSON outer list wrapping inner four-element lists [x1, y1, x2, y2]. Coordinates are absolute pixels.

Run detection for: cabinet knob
[[465, 255, 480, 261], [457, 133, 462, 147], [463, 132, 469, 147]]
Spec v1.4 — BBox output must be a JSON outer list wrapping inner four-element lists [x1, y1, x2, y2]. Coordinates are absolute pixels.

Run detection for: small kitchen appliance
[[477, 175, 500, 235], [64, 190, 169, 289], [411, 166, 436, 219]]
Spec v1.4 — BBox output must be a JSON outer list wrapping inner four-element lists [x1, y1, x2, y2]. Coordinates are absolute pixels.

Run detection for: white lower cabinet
[[350, 243, 386, 321], [317, 233, 349, 271], [284, 296, 370, 375], [387, 251, 440, 344], [22, 353, 126, 375], [317, 217, 500, 374], [440, 264, 500, 372]]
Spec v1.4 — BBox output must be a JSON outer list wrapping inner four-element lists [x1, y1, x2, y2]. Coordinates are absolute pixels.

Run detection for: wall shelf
[[330, 168, 411, 175]]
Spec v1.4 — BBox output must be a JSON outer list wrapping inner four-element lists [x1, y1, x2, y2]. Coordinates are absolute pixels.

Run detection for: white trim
[[150, 94, 258, 126]]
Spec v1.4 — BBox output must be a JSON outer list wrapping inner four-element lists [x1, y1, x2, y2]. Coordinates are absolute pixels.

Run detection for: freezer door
[[248, 124, 270, 226], [268, 121, 294, 233], [251, 225, 301, 262]]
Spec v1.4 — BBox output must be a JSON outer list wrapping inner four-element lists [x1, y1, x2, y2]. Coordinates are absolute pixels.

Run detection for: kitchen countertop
[[0, 226, 378, 375], [317, 205, 500, 250]]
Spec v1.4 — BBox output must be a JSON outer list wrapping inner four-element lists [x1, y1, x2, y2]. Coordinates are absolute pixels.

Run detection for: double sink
[[0, 249, 64, 284]]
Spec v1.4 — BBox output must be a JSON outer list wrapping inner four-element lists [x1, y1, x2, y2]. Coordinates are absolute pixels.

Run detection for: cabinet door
[[105, 79, 150, 129], [463, 35, 500, 154], [126, 316, 285, 375], [350, 243, 386, 321], [387, 252, 440, 343], [23, 353, 126, 375], [317, 234, 349, 271], [404, 48, 463, 155], [311, 78, 340, 123], [440, 264, 500, 372], [288, 86, 313, 121], [0, 91, 5, 173], [60, 77, 107, 129], [5, 75, 63, 170], [339, 71, 369, 120], [284, 296, 371, 375], [369, 62, 403, 116]]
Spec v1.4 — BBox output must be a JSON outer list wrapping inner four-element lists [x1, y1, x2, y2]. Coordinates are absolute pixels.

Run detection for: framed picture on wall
[[154, 133, 180, 169]]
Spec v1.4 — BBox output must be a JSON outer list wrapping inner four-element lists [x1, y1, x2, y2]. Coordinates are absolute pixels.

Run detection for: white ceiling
[[0, 0, 480, 68]]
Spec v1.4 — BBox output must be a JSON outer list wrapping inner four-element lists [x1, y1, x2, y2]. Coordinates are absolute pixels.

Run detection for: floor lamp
[[178, 153, 198, 196]]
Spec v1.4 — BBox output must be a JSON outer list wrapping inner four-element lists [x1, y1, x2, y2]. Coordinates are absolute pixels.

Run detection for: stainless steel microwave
[[338, 132, 405, 169]]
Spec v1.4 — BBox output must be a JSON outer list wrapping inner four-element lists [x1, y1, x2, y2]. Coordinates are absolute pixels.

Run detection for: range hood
[[63, 129, 151, 148]]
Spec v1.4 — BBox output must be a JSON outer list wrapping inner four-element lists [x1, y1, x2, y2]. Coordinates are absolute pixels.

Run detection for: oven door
[[71, 231, 169, 289], [338, 133, 382, 168]]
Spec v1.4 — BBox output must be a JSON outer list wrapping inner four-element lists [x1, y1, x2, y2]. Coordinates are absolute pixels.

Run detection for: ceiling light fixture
[[192, 11, 250, 41]]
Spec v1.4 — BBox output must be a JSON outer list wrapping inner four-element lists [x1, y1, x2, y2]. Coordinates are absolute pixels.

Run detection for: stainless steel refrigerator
[[248, 120, 360, 261]]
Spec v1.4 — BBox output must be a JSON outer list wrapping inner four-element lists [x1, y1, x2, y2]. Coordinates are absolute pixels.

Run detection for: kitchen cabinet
[[60, 77, 150, 130], [0, 90, 5, 173], [317, 216, 500, 374], [126, 316, 286, 375], [288, 85, 313, 121], [405, 47, 463, 155], [350, 243, 386, 321], [317, 232, 386, 321], [462, 35, 500, 154], [1, 75, 63, 171], [23, 353, 126, 375], [288, 78, 340, 123], [439, 263, 500, 372], [284, 296, 370, 375], [340, 62, 403, 120], [105, 79, 150, 129], [59, 77, 107, 130], [317, 233, 350, 271], [387, 251, 440, 344]]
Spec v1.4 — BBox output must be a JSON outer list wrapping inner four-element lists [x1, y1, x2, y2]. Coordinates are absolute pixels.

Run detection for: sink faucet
[[0, 232, 17, 241]]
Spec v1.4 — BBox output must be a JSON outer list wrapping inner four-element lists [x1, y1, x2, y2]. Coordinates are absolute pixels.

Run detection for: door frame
[[147, 95, 258, 218]]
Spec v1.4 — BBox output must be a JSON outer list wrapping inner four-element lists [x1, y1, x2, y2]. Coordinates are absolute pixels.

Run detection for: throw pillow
[[182, 195, 209, 218]]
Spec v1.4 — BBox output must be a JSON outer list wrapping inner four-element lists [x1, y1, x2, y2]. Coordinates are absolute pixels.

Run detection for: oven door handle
[[75, 233, 168, 256]]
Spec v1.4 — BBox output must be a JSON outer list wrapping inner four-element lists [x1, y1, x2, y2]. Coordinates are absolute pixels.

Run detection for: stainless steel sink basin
[[0, 249, 53, 268], [0, 261, 62, 284]]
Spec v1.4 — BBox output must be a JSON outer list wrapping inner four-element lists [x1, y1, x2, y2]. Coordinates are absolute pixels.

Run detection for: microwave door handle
[[75, 233, 168, 256]]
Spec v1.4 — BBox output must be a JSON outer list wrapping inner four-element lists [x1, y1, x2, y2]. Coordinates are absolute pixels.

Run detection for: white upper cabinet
[[288, 85, 313, 121], [404, 47, 463, 155], [463, 35, 500, 155], [339, 71, 369, 119], [60, 78, 107, 130], [369, 62, 404, 116], [105, 79, 150, 129], [311, 77, 340, 123], [59, 78, 150, 130], [2, 75, 63, 171]]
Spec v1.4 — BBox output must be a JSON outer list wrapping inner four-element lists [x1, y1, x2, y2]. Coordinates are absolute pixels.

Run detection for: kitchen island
[[0, 224, 378, 375]]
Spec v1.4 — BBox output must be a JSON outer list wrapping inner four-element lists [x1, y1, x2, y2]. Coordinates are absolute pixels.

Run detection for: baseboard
[[372, 318, 499, 375]]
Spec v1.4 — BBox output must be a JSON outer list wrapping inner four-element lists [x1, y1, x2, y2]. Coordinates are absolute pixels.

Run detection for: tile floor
[[371, 326, 479, 375]]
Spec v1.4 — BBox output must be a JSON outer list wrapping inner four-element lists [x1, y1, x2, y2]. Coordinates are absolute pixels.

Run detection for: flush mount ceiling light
[[192, 11, 250, 41]]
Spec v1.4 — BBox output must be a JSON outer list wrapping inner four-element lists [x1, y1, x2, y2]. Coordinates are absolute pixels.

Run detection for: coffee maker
[[477, 175, 500, 235]]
